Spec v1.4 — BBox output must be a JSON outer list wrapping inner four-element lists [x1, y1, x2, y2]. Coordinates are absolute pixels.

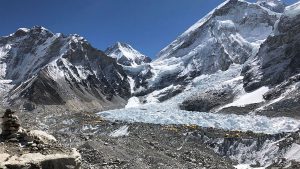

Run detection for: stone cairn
[[1, 109, 21, 139]]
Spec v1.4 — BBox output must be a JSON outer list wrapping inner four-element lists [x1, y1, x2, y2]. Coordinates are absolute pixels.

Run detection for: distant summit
[[105, 42, 151, 66]]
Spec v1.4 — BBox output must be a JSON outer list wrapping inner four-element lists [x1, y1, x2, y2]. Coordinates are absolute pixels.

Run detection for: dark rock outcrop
[[180, 88, 234, 112]]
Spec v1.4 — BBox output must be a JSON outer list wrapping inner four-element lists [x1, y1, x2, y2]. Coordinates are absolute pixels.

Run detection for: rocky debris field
[[24, 112, 235, 169], [10, 109, 300, 169]]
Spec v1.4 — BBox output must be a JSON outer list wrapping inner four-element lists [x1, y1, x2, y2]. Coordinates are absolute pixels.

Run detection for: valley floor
[[13, 110, 300, 169]]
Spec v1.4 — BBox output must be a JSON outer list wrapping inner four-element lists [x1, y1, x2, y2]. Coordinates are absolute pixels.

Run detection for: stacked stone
[[1, 109, 20, 137]]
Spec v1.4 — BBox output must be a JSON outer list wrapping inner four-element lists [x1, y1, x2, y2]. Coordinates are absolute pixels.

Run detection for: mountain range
[[0, 27, 130, 112], [1, 0, 300, 167], [0, 0, 299, 116]]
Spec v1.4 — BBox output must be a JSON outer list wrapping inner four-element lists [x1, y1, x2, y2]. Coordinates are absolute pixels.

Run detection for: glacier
[[98, 64, 300, 134], [98, 107, 300, 134]]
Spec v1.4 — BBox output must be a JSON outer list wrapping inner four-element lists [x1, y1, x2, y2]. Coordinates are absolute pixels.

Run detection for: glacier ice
[[98, 65, 300, 134]]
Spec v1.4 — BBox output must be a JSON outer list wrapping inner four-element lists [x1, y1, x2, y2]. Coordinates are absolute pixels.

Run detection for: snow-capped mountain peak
[[105, 42, 151, 66], [126, 0, 282, 101], [157, 0, 280, 61], [0, 26, 130, 111]]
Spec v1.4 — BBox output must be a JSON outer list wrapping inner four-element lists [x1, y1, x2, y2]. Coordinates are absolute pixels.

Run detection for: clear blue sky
[[0, 0, 297, 58]]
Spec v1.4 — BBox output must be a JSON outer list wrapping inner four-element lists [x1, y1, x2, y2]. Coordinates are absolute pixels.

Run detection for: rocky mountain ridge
[[0, 26, 131, 112]]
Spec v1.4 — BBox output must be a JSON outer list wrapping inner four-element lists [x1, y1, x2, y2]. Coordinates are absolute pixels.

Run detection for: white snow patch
[[0, 45, 11, 78], [125, 97, 141, 108], [221, 86, 269, 108], [75, 65, 93, 80], [17, 28, 30, 32], [127, 76, 135, 94], [46, 61, 65, 80], [109, 125, 129, 137]]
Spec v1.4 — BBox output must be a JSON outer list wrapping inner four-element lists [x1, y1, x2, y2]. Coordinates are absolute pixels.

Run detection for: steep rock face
[[240, 2, 300, 117], [0, 26, 130, 111], [242, 2, 300, 91], [105, 42, 151, 66], [131, 0, 280, 98]]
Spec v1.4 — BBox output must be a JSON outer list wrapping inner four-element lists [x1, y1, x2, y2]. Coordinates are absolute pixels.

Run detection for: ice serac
[[0, 26, 130, 112], [133, 0, 280, 98], [105, 42, 151, 66]]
